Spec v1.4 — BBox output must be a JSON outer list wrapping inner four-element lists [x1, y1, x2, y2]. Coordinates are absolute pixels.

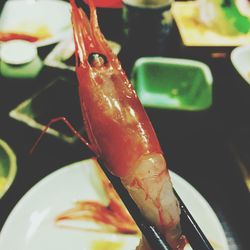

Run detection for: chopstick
[[174, 190, 214, 250], [96, 158, 214, 250], [97, 158, 171, 249]]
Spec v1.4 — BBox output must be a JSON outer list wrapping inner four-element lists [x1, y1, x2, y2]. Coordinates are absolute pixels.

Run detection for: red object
[[84, 0, 123, 8], [71, 0, 162, 177], [0, 32, 39, 42]]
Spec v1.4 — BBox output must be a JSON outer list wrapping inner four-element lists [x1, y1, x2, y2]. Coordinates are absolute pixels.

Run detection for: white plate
[[231, 44, 250, 85], [0, 159, 229, 250], [0, 0, 72, 47]]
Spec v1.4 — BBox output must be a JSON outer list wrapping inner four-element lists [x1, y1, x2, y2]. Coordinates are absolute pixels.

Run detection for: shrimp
[[69, 0, 186, 249], [31, 0, 186, 249]]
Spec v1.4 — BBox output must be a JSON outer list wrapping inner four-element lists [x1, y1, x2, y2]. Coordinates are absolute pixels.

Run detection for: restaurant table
[[0, 3, 250, 250]]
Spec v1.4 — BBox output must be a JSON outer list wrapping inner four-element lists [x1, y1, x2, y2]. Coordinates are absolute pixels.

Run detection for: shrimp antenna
[[29, 117, 96, 155]]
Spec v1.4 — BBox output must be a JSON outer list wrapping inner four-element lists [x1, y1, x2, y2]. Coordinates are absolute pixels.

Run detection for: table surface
[[0, 3, 250, 250]]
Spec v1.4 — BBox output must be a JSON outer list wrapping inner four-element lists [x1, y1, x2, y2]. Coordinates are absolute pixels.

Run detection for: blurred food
[[0, 0, 71, 47], [197, 0, 250, 35], [173, 1, 250, 46]]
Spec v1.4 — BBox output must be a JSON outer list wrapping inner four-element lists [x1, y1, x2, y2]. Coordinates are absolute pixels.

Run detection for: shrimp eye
[[88, 53, 107, 67]]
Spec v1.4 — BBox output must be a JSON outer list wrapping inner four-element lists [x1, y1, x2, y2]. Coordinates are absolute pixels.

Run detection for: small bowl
[[131, 57, 213, 111], [231, 44, 250, 85], [0, 139, 17, 199], [0, 40, 43, 78]]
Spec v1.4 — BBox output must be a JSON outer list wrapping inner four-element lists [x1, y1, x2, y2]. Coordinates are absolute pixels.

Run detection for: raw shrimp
[[69, 0, 186, 249], [32, 0, 186, 249]]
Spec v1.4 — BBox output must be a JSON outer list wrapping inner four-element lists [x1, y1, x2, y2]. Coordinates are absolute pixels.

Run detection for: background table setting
[[0, 0, 250, 249]]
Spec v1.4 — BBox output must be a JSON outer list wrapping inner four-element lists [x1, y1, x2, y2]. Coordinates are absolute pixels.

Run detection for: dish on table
[[172, 1, 250, 47], [132, 57, 213, 111], [0, 138, 17, 199], [231, 44, 250, 85], [0, 159, 229, 250], [9, 77, 83, 144], [0, 0, 71, 47]]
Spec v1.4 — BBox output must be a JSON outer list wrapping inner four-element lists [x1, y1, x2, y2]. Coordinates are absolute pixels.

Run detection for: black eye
[[88, 53, 107, 67]]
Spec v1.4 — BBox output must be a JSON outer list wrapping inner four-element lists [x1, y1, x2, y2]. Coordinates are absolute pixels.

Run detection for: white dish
[[231, 44, 250, 85], [0, 159, 229, 250], [0, 0, 71, 47]]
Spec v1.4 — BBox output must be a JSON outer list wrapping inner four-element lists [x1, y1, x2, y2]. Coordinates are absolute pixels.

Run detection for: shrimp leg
[[30, 117, 96, 154]]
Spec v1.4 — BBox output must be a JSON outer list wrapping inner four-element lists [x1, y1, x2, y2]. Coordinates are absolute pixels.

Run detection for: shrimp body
[[70, 0, 185, 248], [76, 62, 162, 177]]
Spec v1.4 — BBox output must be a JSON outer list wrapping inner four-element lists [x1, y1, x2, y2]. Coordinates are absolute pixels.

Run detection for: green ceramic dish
[[132, 57, 213, 111], [0, 139, 17, 198]]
